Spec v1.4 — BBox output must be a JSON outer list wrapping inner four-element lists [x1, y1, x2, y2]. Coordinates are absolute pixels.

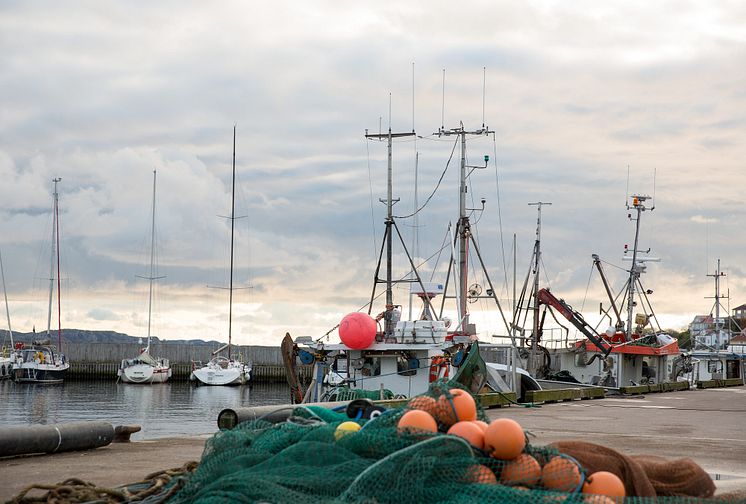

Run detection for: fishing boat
[[0, 249, 19, 380], [191, 127, 252, 386], [679, 260, 745, 383], [13, 178, 70, 384], [284, 123, 531, 403], [528, 194, 682, 389], [117, 171, 172, 384]]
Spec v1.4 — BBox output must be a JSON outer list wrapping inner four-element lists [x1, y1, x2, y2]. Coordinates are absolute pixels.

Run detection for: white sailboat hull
[[118, 362, 171, 384], [191, 357, 251, 386]]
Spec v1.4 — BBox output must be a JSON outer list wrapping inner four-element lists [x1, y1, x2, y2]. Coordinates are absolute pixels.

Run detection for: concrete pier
[[1, 386, 744, 501]]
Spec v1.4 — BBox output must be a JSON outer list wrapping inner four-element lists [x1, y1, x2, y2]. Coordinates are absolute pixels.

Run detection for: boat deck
[[1, 387, 744, 501]]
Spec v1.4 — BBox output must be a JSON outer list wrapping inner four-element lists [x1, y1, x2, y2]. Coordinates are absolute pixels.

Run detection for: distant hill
[[0, 329, 224, 347]]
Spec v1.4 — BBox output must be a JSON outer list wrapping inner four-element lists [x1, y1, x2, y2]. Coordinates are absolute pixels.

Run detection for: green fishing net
[[168, 381, 729, 504]]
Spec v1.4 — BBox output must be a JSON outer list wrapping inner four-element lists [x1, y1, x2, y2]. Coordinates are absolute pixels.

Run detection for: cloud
[[0, 1, 745, 345]]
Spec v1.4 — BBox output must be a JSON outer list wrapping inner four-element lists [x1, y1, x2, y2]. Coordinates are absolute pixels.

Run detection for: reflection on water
[[0, 380, 290, 440]]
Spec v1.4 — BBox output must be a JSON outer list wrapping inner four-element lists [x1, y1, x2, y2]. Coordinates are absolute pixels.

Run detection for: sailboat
[[190, 127, 252, 386], [13, 178, 70, 384], [0, 249, 19, 380], [117, 170, 172, 384]]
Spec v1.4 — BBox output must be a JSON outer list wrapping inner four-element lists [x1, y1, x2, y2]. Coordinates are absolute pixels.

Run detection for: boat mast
[[228, 125, 237, 360], [706, 259, 727, 348], [624, 194, 651, 341], [46, 178, 62, 350], [0, 249, 14, 349], [528, 201, 550, 376], [437, 123, 494, 332], [365, 125, 415, 337]]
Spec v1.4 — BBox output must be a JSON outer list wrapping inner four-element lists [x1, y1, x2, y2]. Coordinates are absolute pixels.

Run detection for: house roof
[[733, 303, 746, 312]]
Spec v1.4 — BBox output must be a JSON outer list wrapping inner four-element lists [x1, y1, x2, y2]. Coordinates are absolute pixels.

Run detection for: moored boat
[[117, 170, 172, 384], [14, 178, 69, 384], [191, 126, 252, 386], [285, 122, 527, 402]]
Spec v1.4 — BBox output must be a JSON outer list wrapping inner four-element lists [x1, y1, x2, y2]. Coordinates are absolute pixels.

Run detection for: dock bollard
[[0, 421, 116, 457]]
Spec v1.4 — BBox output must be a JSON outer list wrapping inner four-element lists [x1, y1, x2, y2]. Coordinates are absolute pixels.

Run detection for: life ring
[[429, 356, 450, 382]]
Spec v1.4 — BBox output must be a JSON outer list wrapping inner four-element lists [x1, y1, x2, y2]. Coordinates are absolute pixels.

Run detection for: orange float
[[463, 464, 498, 484], [483, 418, 526, 460], [472, 420, 489, 432], [446, 421, 485, 449], [407, 395, 439, 417], [437, 388, 477, 426], [582, 471, 625, 498], [541, 456, 582, 492], [500, 453, 541, 486], [397, 409, 438, 434]]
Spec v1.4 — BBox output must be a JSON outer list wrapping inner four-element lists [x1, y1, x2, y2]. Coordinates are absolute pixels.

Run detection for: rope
[[8, 461, 199, 504], [393, 134, 458, 219]]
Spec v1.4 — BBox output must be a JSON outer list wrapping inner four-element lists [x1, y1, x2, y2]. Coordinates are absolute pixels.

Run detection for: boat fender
[[345, 398, 386, 420], [429, 356, 450, 382], [298, 349, 315, 365], [451, 349, 466, 367]]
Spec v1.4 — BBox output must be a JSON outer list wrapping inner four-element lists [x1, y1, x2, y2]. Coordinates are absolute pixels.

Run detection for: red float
[[339, 312, 377, 349]]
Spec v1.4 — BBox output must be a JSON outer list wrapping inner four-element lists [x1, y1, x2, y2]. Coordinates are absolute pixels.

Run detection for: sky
[[1, 1, 745, 347]]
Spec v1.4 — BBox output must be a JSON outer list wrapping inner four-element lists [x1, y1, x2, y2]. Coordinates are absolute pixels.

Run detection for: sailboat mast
[[0, 250, 14, 348], [146, 170, 157, 348], [55, 178, 63, 351], [228, 126, 237, 360]]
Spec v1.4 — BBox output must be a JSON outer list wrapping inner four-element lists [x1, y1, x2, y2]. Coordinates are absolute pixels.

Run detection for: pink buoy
[[339, 312, 377, 349]]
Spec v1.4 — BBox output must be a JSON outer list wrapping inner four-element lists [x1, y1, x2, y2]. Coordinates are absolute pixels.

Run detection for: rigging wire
[[365, 139, 378, 261], [492, 134, 510, 304], [393, 134, 459, 219]]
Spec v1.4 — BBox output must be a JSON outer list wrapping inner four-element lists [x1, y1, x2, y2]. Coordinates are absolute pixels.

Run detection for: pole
[[365, 128, 415, 338], [527, 202, 551, 375], [228, 126, 236, 360]]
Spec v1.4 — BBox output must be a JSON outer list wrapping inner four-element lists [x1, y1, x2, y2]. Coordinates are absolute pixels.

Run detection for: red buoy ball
[[339, 312, 377, 349]]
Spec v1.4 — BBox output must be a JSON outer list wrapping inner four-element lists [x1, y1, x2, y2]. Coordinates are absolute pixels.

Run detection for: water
[[0, 379, 291, 440]]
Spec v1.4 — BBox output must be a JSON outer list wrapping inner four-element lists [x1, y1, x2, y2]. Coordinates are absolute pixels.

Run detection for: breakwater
[[60, 342, 312, 382]]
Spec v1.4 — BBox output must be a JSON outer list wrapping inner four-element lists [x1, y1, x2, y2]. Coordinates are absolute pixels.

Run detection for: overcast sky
[[1, 1, 745, 347]]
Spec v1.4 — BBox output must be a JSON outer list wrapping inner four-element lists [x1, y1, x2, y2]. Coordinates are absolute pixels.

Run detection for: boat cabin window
[[333, 355, 348, 374], [360, 357, 381, 377]]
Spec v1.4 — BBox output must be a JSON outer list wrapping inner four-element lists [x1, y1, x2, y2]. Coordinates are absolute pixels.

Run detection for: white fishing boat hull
[[118, 362, 171, 384], [191, 357, 252, 386]]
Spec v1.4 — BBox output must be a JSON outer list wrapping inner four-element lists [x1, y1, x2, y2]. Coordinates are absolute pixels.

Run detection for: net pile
[[168, 381, 728, 504]]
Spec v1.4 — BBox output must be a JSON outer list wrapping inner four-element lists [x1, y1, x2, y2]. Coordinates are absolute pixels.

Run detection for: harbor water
[[0, 379, 291, 440]]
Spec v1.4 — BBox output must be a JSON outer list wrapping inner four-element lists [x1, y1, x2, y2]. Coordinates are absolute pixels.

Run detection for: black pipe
[[0, 421, 115, 457], [218, 401, 351, 430]]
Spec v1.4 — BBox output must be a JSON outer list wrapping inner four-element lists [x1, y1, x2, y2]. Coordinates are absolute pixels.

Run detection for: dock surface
[[1, 387, 744, 501], [486, 386, 746, 494]]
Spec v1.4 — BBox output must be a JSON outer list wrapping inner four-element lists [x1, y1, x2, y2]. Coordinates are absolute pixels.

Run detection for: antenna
[[482, 66, 486, 128], [651, 167, 657, 210], [625, 164, 630, 208], [388, 93, 392, 131], [441, 68, 446, 132], [412, 62, 415, 133]]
